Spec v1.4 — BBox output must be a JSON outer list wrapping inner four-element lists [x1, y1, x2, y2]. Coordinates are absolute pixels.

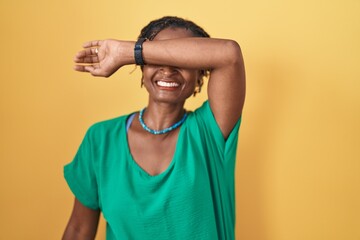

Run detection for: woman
[[63, 16, 246, 240]]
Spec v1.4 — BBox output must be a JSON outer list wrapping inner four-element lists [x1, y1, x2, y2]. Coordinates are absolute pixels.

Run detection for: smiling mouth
[[156, 80, 180, 88]]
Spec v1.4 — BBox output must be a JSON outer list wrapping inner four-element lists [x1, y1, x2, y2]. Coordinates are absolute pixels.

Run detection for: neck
[[142, 102, 186, 131]]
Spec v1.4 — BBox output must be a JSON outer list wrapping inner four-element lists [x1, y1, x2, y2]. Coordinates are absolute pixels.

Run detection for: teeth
[[156, 81, 179, 87]]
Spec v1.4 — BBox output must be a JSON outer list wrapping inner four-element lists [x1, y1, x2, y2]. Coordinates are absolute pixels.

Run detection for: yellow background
[[0, 0, 359, 239]]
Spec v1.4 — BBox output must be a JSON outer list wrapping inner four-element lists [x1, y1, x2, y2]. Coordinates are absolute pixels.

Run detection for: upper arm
[[62, 198, 100, 240], [207, 40, 246, 139]]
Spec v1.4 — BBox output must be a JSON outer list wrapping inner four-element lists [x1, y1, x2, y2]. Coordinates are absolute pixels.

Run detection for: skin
[[63, 27, 245, 239], [62, 199, 100, 240]]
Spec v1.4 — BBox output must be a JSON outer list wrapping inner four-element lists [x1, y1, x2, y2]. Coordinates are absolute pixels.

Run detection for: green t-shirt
[[64, 101, 241, 240]]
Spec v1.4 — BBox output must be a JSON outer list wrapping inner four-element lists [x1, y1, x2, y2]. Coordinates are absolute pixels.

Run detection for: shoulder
[[186, 100, 241, 142], [85, 114, 130, 140], [187, 100, 217, 128], [187, 100, 210, 118]]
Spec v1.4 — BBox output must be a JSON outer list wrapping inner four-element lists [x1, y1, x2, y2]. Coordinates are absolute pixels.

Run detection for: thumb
[[84, 66, 101, 77], [87, 66, 112, 78]]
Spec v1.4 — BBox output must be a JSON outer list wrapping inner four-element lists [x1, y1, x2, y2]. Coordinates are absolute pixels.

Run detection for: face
[[142, 27, 202, 105]]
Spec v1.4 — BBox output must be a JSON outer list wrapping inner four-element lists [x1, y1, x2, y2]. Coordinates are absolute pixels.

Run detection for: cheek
[[142, 67, 156, 83], [185, 71, 201, 87], [142, 66, 152, 77]]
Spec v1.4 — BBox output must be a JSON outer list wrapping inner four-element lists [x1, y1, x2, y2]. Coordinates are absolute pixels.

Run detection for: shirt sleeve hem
[[64, 165, 100, 210]]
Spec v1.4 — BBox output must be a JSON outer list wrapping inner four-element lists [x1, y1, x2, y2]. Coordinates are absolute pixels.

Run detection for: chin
[[148, 93, 189, 105]]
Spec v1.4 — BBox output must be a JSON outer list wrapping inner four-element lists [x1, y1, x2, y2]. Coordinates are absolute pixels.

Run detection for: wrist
[[113, 40, 136, 66], [134, 38, 147, 65]]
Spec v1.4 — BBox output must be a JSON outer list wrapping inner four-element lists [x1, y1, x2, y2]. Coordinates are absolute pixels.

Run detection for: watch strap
[[134, 38, 147, 65]]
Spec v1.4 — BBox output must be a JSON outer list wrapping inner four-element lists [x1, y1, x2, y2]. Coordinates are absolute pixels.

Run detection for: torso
[[127, 114, 180, 176]]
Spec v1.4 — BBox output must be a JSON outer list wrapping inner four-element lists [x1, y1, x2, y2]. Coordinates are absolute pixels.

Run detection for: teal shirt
[[64, 101, 241, 240]]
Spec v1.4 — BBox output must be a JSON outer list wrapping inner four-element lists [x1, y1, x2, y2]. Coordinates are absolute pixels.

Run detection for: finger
[[74, 50, 99, 64], [82, 40, 103, 48], [83, 56, 99, 63], [75, 48, 97, 59], [74, 65, 97, 75], [73, 63, 99, 72], [74, 55, 99, 64], [73, 65, 89, 72]]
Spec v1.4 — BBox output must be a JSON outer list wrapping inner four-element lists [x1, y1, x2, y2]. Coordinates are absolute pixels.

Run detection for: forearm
[[141, 38, 242, 70]]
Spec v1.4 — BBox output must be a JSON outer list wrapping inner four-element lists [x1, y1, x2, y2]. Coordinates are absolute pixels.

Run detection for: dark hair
[[139, 16, 210, 96], [138, 16, 210, 40]]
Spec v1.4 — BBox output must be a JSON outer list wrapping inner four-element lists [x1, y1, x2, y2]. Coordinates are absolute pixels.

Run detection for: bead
[[139, 108, 187, 134]]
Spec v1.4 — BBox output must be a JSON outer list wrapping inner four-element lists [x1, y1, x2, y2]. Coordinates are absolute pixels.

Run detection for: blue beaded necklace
[[139, 108, 187, 135]]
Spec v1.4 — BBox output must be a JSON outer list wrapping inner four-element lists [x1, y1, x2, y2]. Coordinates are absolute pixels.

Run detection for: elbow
[[225, 40, 243, 65]]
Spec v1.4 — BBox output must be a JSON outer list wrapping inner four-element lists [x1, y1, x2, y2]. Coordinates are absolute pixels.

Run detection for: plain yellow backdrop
[[0, 0, 359, 239]]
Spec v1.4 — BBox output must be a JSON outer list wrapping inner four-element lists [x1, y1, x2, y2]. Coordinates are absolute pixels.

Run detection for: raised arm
[[143, 38, 245, 138], [74, 37, 245, 138]]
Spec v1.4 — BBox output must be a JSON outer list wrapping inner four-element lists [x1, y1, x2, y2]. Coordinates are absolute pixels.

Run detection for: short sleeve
[[64, 129, 99, 210], [194, 101, 242, 157]]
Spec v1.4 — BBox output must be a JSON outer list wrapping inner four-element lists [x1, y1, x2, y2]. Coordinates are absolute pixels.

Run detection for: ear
[[193, 72, 204, 96]]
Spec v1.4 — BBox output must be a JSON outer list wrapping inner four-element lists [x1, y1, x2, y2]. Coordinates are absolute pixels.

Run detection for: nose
[[158, 65, 178, 77]]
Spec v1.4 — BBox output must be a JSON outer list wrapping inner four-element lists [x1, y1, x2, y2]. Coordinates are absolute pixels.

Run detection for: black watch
[[134, 38, 147, 66]]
